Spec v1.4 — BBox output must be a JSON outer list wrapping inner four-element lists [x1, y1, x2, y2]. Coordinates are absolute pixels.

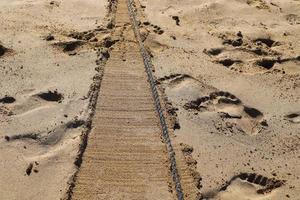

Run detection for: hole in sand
[[157, 30, 164, 35], [37, 91, 63, 102], [223, 38, 243, 47], [45, 34, 55, 41], [66, 120, 85, 129], [206, 48, 223, 56], [143, 21, 150, 26], [26, 163, 33, 176], [256, 59, 276, 69], [49, 1, 60, 7], [107, 21, 114, 29], [0, 96, 16, 104], [103, 38, 118, 48], [97, 49, 110, 63], [172, 16, 180, 26], [63, 41, 81, 52], [244, 106, 263, 118], [0, 44, 9, 56], [254, 38, 275, 47], [251, 48, 268, 56], [53, 40, 84, 53], [218, 59, 241, 67], [173, 121, 181, 130], [102, 51, 110, 59]]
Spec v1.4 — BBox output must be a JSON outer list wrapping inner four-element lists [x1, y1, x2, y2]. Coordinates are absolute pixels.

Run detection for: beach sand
[[0, 0, 107, 199], [141, 0, 300, 199], [0, 0, 299, 199]]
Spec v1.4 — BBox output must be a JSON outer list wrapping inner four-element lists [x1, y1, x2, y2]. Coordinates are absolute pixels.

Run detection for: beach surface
[[0, 0, 299, 199]]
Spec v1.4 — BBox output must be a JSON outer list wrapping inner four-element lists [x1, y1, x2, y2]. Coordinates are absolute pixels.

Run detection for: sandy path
[[70, 0, 174, 199]]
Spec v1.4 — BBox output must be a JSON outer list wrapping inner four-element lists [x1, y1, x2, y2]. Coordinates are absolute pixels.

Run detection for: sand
[[140, 0, 300, 199], [0, 0, 299, 199], [0, 0, 107, 199]]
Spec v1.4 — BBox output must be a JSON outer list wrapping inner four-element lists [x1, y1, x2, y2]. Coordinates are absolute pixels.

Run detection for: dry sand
[[140, 0, 300, 199], [0, 0, 299, 199], [0, 0, 107, 199]]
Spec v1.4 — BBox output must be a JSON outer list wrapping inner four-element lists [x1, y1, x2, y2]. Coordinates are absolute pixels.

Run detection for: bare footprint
[[285, 14, 300, 25], [145, 37, 169, 54], [8, 90, 64, 116], [184, 91, 265, 135], [141, 21, 164, 35], [209, 173, 284, 200], [4, 118, 85, 145], [205, 32, 300, 75], [156, 73, 191, 84]]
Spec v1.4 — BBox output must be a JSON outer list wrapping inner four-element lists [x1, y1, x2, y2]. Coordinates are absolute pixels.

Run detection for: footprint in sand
[[184, 91, 265, 135], [156, 73, 191, 84], [139, 22, 167, 54], [208, 173, 284, 200], [7, 90, 64, 116], [157, 74, 266, 135], [141, 21, 165, 35], [4, 118, 84, 145], [205, 32, 300, 74], [285, 14, 300, 25]]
